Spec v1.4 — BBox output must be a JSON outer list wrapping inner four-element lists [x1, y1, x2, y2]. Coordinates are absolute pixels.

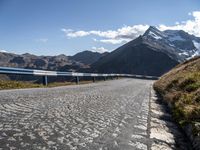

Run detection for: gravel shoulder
[[149, 88, 192, 150]]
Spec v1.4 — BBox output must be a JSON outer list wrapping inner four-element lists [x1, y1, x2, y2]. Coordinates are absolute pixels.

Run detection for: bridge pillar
[[104, 77, 106, 81], [76, 76, 79, 84], [43, 76, 48, 86]]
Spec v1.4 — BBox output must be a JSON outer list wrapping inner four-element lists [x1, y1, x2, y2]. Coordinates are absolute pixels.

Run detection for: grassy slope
[[0, 80, 104, 90], [0, 80, 43, 90], [154, 56, 200, 136]]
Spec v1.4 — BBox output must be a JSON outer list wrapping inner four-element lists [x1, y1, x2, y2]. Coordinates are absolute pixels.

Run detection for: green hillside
[[154, 56, 200, 137]]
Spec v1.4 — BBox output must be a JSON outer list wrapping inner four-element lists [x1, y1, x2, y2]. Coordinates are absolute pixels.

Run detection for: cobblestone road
[[0, 79, 153, 150]]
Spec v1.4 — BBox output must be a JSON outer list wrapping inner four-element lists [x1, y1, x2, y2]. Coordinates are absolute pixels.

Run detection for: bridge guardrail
[[0, 67, 159, 85]]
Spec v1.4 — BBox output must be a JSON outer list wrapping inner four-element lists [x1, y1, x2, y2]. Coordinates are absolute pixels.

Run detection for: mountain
[[1, 26, 200, 77], [0, 52, 77, 71], [91, 26, 200, 76], [143, 26, 200, 61], [70, 50, 109, 65], [0, 50, 106, 72]]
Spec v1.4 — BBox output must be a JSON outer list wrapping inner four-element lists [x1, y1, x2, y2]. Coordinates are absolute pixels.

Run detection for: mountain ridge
[[91, 26, 200, 76], [0, 50, 108, 72]]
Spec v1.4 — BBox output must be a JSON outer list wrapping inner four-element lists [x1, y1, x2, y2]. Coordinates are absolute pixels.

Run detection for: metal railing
[[0, 67, 159, 85]]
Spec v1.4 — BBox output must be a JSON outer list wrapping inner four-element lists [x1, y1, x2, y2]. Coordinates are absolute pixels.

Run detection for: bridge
[[0, 67, 190, 149]]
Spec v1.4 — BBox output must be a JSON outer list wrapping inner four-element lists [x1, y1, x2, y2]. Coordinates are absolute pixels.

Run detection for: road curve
[[0, 78, 153, 150]]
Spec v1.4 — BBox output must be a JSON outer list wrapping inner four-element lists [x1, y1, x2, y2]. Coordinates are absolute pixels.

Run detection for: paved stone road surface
[[0, 79, 153, 150]]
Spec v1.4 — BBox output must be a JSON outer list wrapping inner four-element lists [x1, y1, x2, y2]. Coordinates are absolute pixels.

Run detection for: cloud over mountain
[[61, 25, 149, 44], [0, 49, 8, 53], [91, 47, 108, 53], [62, 11, 200, 45], [158, 11, 200, 37]]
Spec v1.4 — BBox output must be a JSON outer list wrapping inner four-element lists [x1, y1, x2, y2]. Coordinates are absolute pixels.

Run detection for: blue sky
[[0, 0, 199, 56]]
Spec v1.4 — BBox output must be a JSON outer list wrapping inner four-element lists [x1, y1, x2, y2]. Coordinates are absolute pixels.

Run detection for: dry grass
[[0, 80, 43, 90], [47, 80, 95, 87], [154, 56, 200, 135], [0, 79, 107, 90]]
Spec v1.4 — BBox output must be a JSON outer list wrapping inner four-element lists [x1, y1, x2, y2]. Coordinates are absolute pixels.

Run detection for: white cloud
[[99, 39, 131, 44], [158, 11, 200, 37], [36, 38, 48, 43], [62, 11, 200, 45], [91, 46, 108, 53], [93, 38, 98, 42], [0, 49, 7, 53], [61, 25, 149, 44]]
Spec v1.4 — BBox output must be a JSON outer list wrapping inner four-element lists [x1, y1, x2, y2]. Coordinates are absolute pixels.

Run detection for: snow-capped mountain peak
[[143, 26, 166, 39], [142, 26, 200, 61]]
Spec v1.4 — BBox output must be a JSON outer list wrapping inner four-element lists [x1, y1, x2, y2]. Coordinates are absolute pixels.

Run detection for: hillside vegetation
[[0, 80, 103, 90], [0, 80, 43, 90], [154, 56, 200, 138]]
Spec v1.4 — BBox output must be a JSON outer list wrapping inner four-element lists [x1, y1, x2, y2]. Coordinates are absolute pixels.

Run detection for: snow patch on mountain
[[149, 31, 162, 40], [193, 40, 200, 57], [169, 43, 175, 47], [168, 35, 185, 42], [178, 52, 189, 56], [193, 40, 200, 50], [191, 51, 199, 57]]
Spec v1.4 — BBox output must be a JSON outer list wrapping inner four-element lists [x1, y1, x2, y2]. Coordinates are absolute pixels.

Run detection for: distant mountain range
[[0, 26, 200, 77], [91, 26, 200, 76], [0, 50, 108, 72]]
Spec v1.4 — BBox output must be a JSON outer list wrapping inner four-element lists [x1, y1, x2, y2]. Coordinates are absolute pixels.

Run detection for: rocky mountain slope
[[92, 26, 200, 76]]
